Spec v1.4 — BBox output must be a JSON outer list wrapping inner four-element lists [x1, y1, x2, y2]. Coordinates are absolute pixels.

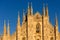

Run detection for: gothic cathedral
[[0, 3, 60, 40]]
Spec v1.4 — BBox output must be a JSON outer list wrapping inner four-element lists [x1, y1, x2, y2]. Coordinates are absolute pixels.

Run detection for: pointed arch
[[36, 23, 40, 33]]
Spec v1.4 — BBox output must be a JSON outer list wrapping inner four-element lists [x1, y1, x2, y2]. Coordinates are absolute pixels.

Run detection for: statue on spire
[[45, 4, 48, 16]]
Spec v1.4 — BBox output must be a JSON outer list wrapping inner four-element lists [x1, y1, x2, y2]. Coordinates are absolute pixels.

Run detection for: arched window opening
[[36, 23, 40, 33]]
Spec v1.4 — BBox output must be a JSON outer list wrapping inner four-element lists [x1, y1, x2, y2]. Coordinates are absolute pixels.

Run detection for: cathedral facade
[[0, 3, 60, 40]]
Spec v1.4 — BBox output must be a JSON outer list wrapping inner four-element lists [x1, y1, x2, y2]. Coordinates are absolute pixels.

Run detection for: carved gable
[[34, 12, 42, 22]]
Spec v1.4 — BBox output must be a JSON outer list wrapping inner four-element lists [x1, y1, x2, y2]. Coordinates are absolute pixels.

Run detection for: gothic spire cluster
[[0, 2, 59, 40], [2, 2, 58, 35]]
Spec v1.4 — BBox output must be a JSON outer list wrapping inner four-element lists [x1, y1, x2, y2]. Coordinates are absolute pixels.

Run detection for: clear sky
[[0, 0, 60, 35]]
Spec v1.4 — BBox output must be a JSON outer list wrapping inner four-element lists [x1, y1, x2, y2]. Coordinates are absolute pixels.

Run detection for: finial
[[28, 2, 33, 15], [45, 3, 48, 16], [42, 3, 45, 16], [8, 20, 9, 26], [28, 2, 32, 9], [23, 9, 25, 20], [31, 2, 33, 15], [7, 20, 10, 35], [8, 20, 10, 29], [4, 20, 6, 28], [4, 20, 7, 34], [18, 11, 20, 21], [17, 11, 20, 26], [55, 12, 58, 26]]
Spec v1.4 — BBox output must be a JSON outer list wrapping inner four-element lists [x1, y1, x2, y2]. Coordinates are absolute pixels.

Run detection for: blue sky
[[0, 0, 60, 35]]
